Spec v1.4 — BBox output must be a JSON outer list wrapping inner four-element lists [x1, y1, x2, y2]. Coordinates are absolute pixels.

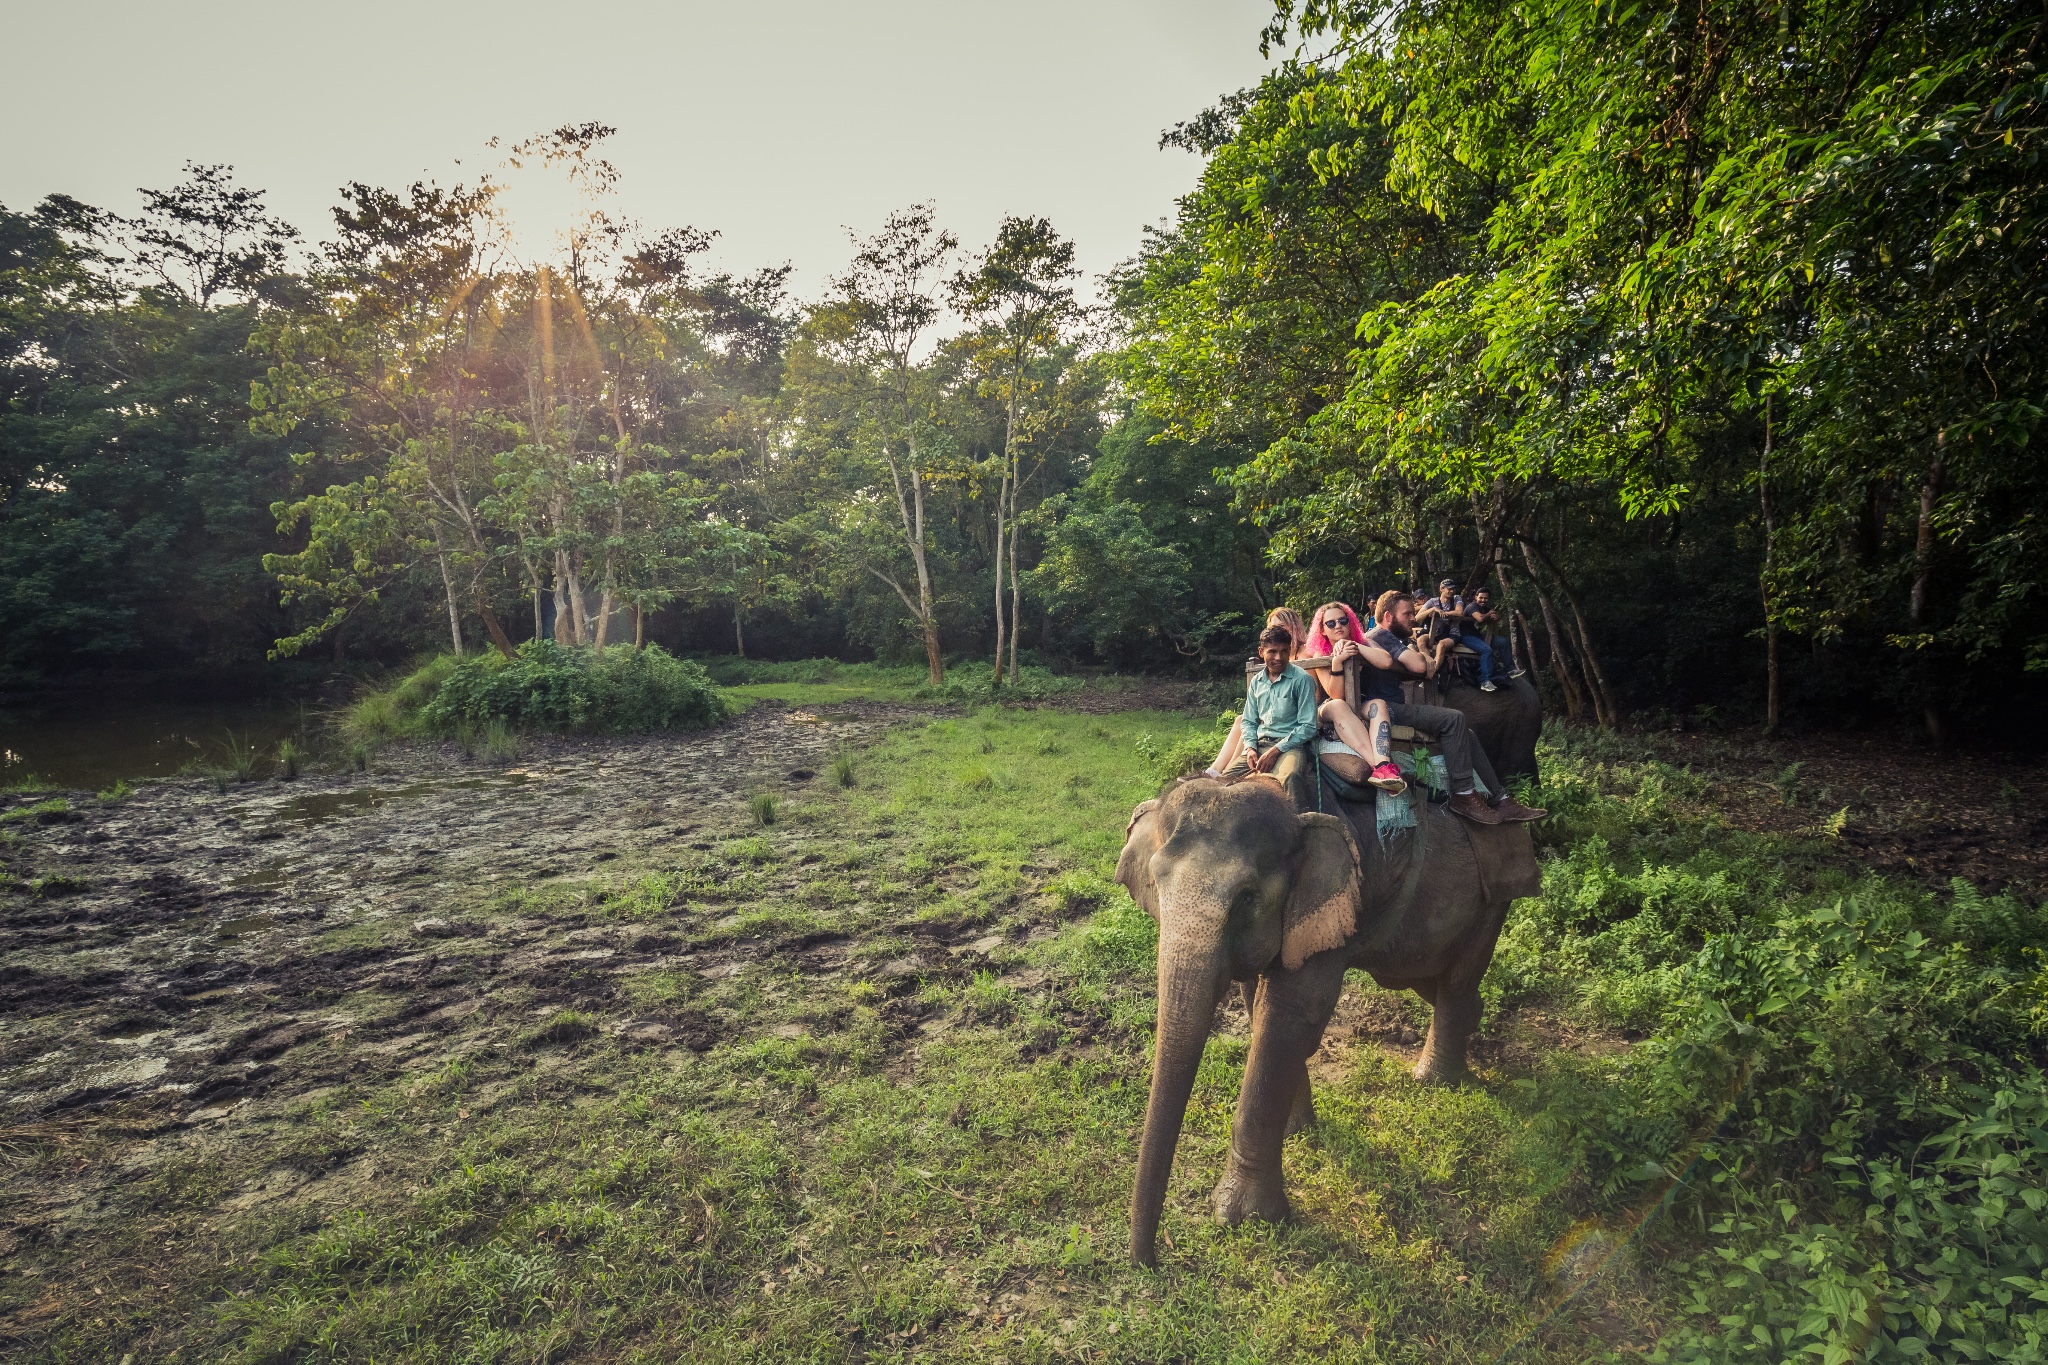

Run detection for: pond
[[0, 695, 316, 792]]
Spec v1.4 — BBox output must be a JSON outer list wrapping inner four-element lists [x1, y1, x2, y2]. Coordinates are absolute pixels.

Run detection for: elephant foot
[[1411, 1050, 1469, 1085], [1211, 1155, 1291, 1227]]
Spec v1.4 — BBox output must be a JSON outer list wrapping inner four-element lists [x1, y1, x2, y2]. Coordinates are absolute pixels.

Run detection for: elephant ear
[[1115, 799, 1165, 921], [1281, 812, 1361, 970]]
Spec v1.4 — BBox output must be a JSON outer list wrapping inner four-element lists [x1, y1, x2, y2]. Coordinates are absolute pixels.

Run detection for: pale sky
[[3, 0, 1281, 298]]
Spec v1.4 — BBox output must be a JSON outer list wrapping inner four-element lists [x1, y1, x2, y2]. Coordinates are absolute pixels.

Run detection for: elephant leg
[[1213, 956, 1348, 1227], [1413, 977, 1478, 1082], [1412, 901, 1511, 1083], [1242, 979, 1315, 1134], [1282, 1055, 1316, 1138]]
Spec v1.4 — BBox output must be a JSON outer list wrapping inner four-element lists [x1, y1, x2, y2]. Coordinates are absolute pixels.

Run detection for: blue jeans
[[1459, 633, 1493, 684]]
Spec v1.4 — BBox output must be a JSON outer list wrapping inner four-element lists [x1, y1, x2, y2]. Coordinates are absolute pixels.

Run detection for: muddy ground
[[0, 705, 948, 1330]]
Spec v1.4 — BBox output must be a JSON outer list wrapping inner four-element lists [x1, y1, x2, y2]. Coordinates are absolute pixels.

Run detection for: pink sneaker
[[1368, 762, 1407, 795]]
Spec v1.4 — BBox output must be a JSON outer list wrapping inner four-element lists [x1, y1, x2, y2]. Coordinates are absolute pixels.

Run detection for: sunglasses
[[1321, 619, 1350, 631]]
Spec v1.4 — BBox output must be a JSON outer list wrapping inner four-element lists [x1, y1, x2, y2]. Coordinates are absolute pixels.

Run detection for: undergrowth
[[343, 641, 729, 741], [1494, 719, 2048, 1363]]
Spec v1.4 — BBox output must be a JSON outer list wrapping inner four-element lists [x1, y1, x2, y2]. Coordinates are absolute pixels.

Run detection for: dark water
[[0, 696, 314, 791]]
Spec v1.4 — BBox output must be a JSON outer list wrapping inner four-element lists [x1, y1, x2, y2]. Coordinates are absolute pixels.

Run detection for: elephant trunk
[[1130, 944, 1228, 1267]]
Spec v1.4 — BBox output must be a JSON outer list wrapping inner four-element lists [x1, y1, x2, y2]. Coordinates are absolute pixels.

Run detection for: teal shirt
[[1243, 663, 1321, 752]]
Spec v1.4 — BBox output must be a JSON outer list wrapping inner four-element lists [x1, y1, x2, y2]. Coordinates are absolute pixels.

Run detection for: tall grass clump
[[1134, 710, 1237, 783], [221, 730, 260, 781], [350, 641, 730, 739]]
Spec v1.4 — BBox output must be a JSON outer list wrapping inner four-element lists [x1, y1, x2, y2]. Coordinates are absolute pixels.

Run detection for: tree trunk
[[991, 501, 1007, 687], [477, 593, 517, 660], [910, 461, 942, 687], [735, 600, 745, 658], [561, 551, 588, 646], [1509, 608, 1535, 679], [552, 564, 571, 645], [634, 604, 644, 652], [1408, 486, 1426, 589], [1519, 541, 1588, 722], [1760, 397, 1779, 732], [1910, 427, 1944, 625], [1008, 449, 1022, 684], [1912, 428, 1946, 744], [1527, 540, 1617, 726], [432, 527, 464, 656]]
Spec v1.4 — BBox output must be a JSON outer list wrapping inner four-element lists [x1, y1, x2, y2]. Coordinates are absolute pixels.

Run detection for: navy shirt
[[1361, 625, 1414, 705]]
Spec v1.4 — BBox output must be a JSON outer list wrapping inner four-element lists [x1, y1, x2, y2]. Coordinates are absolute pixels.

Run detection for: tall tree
[[819, 205, 957, 685], [951, 216, 1079, 685]]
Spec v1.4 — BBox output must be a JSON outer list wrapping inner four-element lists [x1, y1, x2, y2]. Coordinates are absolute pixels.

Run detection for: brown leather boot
[[1448, 791, 1501, 825], [1491, 795, 1548, 822]]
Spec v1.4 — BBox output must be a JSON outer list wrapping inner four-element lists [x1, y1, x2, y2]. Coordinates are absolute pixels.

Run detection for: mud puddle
[[0, 702, 917, 1128]]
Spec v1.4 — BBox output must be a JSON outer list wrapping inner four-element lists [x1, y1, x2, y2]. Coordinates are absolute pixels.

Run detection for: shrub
[[375, 641, 730, 737], [1134, 710, 1236, 783], [749, 792, 779, 826]]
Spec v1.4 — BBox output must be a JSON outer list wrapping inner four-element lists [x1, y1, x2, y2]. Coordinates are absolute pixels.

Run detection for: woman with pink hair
[[1302, 600, 1406, 793], [1201, 607, 1306, 779]]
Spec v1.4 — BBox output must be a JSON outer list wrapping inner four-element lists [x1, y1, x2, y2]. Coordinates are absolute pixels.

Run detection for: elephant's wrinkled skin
[[1117, 777, 1511, 1266], [1436, 672, 1543, 783]]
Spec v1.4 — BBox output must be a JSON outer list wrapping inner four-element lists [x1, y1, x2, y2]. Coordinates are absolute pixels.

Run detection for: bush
[[364, 641, 731, 738], [1133, 710, 1237, 783], [1508, 727, 2048, 1364]]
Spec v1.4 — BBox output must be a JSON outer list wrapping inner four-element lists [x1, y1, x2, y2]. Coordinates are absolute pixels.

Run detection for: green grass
[[0, 796, 69, 825], [19, 703, 2043, 1363]]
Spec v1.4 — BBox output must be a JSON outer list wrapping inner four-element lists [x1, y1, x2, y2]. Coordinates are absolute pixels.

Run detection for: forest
[[3, 1, 2047, 1363], [5, 0, 2044, 742]]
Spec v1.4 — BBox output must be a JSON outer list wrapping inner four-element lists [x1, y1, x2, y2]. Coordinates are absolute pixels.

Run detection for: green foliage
[[273, 737, 303, 779], [1026, 496, 1192, 656], [0, 179, 306, 678], [1492, 727, 2048, 1362], [366, 641, 730, 737], [748, 791, 779, 827], [1134, 710, 1237, 783]]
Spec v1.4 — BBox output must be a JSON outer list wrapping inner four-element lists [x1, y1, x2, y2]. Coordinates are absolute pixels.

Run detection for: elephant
[[1115, 772, 1527, 1267], [1432, 672, 1544, 785]]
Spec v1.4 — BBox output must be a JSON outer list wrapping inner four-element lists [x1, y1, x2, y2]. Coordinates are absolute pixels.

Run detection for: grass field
[[195, 704, 1625, 1365], [9, 684, 2044, 1363]]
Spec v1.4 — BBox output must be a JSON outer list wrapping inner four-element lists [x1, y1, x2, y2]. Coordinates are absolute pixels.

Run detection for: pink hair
[[1302, 601, 1366, 657]]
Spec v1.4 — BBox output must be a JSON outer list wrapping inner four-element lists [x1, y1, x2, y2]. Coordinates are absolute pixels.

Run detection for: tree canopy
[[2, 16, 2042, 734]]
